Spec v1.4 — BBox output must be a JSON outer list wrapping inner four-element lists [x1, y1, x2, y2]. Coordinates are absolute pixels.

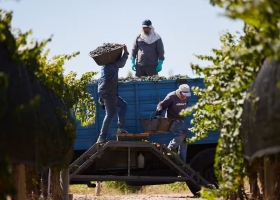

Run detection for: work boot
[[164, 147, 178, 158], [168, 147, 177, 154], [96, 137, 108, 144]]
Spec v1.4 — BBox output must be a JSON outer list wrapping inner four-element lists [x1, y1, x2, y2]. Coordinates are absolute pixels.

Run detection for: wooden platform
[[116, 133, 149, 141]]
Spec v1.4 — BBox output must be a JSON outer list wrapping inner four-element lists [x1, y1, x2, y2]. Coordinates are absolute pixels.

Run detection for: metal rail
[[71, 175, 194, 182]]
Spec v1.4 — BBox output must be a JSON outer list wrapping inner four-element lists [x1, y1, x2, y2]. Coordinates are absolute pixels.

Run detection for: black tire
[[185, 181, 201, 197], [186, 148, 218, 195]]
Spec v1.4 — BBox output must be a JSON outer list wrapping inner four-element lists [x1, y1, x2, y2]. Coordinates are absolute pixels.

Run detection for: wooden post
[[12, 164, 25, 200], [264, 157, 274, 200], [51, 167, 63, 200], [61, 169, 69, 200], [47, 168, 51, 197], [95, 181, 101, 196], [68, 193, 73, 200], [41, 168, 50, 198]]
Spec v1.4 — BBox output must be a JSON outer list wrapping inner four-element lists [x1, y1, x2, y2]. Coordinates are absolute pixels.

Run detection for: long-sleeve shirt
[[131, 36, 165, 67], [97, 52, 129, 94], [157, 91, 189, 120]]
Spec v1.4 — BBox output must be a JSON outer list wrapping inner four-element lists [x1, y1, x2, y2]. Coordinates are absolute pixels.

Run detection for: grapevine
[[0, 10, 97, 198], [180, 0, 280, 198], [1, 10, 97, 133]]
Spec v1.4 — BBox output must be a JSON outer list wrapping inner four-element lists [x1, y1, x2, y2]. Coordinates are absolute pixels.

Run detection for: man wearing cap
[[131, 19, 165, 77], [155, 84, 191, 162]]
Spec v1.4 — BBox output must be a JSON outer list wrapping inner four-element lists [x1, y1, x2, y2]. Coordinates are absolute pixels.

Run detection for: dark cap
[[142, 19, 152, 27]]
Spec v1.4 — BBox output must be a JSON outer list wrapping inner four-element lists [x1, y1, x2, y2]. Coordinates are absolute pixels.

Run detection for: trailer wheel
[[186, 148, 218, 196]]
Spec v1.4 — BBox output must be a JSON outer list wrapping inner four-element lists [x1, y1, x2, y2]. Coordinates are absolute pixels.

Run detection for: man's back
[[97, 51, 129, 93], [98, 64, 119, 93]]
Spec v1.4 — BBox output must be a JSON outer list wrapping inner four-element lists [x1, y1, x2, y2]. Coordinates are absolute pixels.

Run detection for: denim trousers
[[168, 120, 188, 162], [99, 90, 127, 139]]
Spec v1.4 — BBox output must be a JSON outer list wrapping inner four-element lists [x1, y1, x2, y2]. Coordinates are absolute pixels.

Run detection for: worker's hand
[[156, 60, 163, 72], [156, 60, 163, 73], [131, 57, 136, 71], [156, 109, 162, 117], [98, 98, 105, 110], [123, 44, 128, 53]]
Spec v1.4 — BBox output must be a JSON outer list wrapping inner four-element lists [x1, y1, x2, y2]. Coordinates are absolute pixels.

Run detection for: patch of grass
[[69, 184, 95, 194], [165, 182, 190, 192], [103, 182, 142, 194], [140, 182, 190, 194], [70, 182, 141, 195], [69, 182, 190, 195]]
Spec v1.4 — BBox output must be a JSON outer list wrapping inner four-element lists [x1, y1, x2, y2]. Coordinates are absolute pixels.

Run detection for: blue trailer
[[70, 78, 219, 195]]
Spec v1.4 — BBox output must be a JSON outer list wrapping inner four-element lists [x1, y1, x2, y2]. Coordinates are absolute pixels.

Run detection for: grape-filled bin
[[139, 117, 174, 134]]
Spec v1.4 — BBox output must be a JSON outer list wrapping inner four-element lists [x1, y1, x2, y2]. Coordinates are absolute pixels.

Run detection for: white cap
[[178, 84, 191, 97]]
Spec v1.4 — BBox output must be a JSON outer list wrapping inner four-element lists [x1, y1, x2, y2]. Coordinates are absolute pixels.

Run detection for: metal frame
[[71, 175, 195, 182], [70, 141, 213, 189]]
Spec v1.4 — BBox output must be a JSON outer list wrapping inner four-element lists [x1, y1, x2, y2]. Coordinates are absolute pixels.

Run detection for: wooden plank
[[116, 133, 149, 137], [116, 133, 149, 141]]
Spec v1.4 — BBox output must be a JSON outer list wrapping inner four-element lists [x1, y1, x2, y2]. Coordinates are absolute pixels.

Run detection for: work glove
[[156, 60, 163, 72], [98, 98, 105, 110], [156, 109, 162, 117], [131, 57, 136, 71]]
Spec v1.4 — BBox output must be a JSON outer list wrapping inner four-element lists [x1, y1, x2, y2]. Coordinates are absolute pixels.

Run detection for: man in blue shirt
[[97, 45, 129, 143]]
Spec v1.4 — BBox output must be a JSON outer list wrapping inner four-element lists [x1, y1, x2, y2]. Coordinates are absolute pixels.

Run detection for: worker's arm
[[131, 36, 139, 59], [115, 45, 129, 68], [156, 38, 165, 61], [156, 94, 173, 114]]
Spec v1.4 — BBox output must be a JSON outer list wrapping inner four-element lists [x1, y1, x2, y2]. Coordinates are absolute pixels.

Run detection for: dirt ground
[[72, 193, 205, 200], [70, 182, 204, 200]]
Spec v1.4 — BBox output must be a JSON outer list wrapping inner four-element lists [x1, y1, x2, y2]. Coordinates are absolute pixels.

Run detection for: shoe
[[168, 147, 177, 153], [96, 137, 108, 144]]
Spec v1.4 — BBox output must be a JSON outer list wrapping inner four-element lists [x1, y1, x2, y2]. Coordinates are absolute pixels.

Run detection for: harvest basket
[[139, 117, 174, 134], [89, 46, 123, 66]]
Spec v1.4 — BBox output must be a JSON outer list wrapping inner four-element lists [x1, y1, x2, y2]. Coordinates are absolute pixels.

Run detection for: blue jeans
[[99, 90, 127, 139], [168, 120, 188, 162]]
